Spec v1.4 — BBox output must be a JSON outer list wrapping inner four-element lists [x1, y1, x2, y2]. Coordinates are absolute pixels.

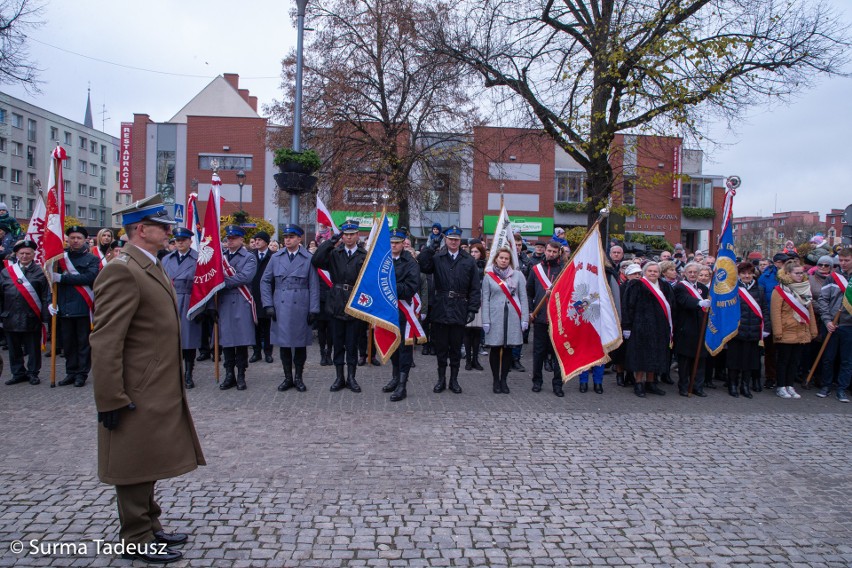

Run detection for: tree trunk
[[584, 155, 614, 228]]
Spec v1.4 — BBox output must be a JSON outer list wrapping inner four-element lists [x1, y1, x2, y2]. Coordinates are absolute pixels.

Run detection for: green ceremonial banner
[[483, 215, 554, 236]]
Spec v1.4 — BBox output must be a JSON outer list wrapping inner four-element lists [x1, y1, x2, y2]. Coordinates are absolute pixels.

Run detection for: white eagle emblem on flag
[[566, 282, 600, 326]]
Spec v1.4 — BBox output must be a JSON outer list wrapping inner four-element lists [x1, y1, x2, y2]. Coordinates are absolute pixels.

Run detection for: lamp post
[[11, 196, 20, 220], [290, 0, 309, 225], [236, 169, 246, 213]]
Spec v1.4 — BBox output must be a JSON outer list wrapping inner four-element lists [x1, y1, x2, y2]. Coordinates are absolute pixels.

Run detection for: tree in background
[[0, 0, 43, 90], [268, 0, 482, 229], [428, 0, 850, 227]]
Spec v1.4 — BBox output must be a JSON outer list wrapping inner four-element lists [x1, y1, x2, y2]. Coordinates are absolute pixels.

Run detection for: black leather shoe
[[196, 353, 211, 361], [73, 377, 86, 387], [693, 390, 707, 397], [122, 546, 183, 564], [465, 360, 473, 370], [593, 383, 603, 394], [357, 356, 367, 367], [219, 371, 236, 390], [29, 376, 41, 385], [449, 379, 462, 394], [5, 376, 28, 385], [472, 359, 484, 371], [616, 373, 625, 387], [249, 352, 262, 363], [433, 374, 447, 393], [511, 360, 526, 372], [634, 383, 646, 397], [371, 357, 381, 366], [544, 359, 553, 373], [265, 355, 274, 363], [154, 530, 188, 546], [57, 376, 75, 386], [383, 376, 400, 393], [679, 390, 689, 397], [532, 383, 542, 393], [553, 386, 565, 397], [277, 378, 293, 392], [646, 383, 666, 395], [579, 382, 588, 393]]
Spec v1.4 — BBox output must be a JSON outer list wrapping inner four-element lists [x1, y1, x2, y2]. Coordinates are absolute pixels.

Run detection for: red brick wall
[[131, 114, 152, 201], [624, 135, 684, 244]]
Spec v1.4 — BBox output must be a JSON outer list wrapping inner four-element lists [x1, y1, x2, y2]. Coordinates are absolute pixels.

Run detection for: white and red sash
[[738, 286, 764, 339], [532, 263, 553, 290], [60, 253, 95, 320], [678, 280, 703, 301], [641, 277, 673, 344], [399, 293, 426, 345], [92, 246, 107, 269], [830, 272, 848, 292], [487, 271, 522, 318], [317, 268, 333, 288], [776, 286, 810, 324], [4, 260, 48, 347], [223, 255, 258, 324]]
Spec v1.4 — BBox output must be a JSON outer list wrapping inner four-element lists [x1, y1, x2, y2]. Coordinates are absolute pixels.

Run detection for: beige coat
[[770, 287, 818, 345], [91, 244, 205, 485]]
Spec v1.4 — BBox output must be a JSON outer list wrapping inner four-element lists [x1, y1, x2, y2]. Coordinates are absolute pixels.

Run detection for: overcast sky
[[4, 0, 851, 219]]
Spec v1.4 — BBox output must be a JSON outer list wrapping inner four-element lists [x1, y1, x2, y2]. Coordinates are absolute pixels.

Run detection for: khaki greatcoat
[[91, 244, 205, 485]]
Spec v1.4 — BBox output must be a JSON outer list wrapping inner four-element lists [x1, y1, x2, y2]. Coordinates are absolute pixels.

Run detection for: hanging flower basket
[[274, 172, 318, 194]]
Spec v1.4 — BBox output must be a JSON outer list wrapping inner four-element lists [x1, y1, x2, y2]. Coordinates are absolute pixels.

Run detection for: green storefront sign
[[329, 211, 395, 230], [483, 215, 554, 236]]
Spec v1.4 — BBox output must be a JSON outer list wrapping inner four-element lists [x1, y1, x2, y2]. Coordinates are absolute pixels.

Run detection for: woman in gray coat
[[482, 247, 529, 394]]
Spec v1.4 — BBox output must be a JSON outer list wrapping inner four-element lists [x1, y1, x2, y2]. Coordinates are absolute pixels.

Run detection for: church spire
[[84, 86, 94, 129]]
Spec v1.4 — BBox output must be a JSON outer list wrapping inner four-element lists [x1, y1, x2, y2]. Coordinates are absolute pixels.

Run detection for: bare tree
[[428, 0, 850, 227], [268, 0, 483, 229], [0, 0, 43, 90]]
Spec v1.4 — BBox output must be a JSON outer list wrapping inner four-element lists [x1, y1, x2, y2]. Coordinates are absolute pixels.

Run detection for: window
[[27, 199, 34, 215], [89, 185, 97, 198], [100, 188, 106, 203], [90, 162, 97, 176], [0, 138, 6, 152], [64, 131, 72, 145], [65, 204, 70, 216], [78, 206, 86, 218], [0, 108, 5, 123], [63, 180, 69, 193], [0, 166, 5, 180], [90, 140, 98, 153], [198, 154, 253, 171], [555, 171, 586, 202], [27, 172, 36, 193], [115, 193, 120, 203], [79, 160, 87, 173], [681, 177, 712, 208], [50, 127, 59, 141], [79, 183, 87, 196], [27, 146, 35, 168], [89, 208, 97, 220], [12, 113, 23, 129], [63, 156, 70, 169], [100, 210, 105, 226], [424, 171, 454, 212], [0, 194, 5, 204], [27, 119, 36, 142], [100, 144, 107, 164], [11, 169, 22, 183], [12, 141, 23, 156], [100, 166, 106, 185], [79, 136, 87, 149], [623, 179, 635, 206]]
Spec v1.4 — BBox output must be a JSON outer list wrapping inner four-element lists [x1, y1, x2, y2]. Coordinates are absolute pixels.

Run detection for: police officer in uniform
[[51, 225, 99, 387], [162, 227, 203, 389], [528, 241, 565, 396], [250, 231, 274, 364], [1, 240, 50, 385], [381, 228, 421, 402], [417, 225, 480, 394], [216, 225, 258, 391], [261, 224, 319, 392], [312, 219, 367, 392]]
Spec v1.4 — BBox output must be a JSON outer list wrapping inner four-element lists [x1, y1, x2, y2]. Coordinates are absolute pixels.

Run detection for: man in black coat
[[250, 231, 274, 363], [673, 262, 712, 397], [527, 241, 564, 397], [312, 219, 367, 392], [1, 240, 50, 385], [381, 228, 422, 402], [417, 225, 480, 394], [50, 226, 100, 387]]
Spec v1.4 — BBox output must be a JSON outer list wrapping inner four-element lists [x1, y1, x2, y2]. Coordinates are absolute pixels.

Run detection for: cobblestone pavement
[[1, 345, 851, 567]]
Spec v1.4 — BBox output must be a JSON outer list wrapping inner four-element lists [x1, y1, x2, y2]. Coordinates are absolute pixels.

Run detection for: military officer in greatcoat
[[312, 219, 367, 392], [91, 195, 205, 563], [381, 228, 421, 402], [213, 225, 258, 391], [261, 224, 320, 392], [417, 225, 481, 394], [50, 225, 99, 387], [162, 227, 203, 389], [1, 240, 50, 385]]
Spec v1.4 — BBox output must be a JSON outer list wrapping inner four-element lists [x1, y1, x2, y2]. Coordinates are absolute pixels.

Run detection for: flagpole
[[805, 311, 841, 385], [688, 310, 709, 396], [529, 211, 608, 320], [49, 289, 58, 387]]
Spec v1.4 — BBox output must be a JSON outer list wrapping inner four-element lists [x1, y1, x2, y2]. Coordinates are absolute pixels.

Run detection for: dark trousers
[[6, 330, 42, 379], [357, 321, 368, 357], [489, 346, 513, 379], [254, 318, 272, 355], [763, 336, 777, 380], [59, 317, 91, 379], [332, 318, 361, 365], [775, 343, 805, 387], [821, 326, 852, 391], [115, 481, 162, 545], [182, 349, 196, 364], [678, 354, 706, 392], [316, 319, 332, 351], [280, 347, 307, 369], [464, 328, 481, 360], [222, 346, 248, 370], [532, 323, 561, 384], [431, 322, 465, 371], [200, 318, 212, 356], [391, 344, 413, 375]]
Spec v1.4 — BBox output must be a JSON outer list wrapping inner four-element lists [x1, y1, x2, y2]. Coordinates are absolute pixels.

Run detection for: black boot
[[553, 377, 564, 397], [293, 364, 307, 392], [499, 371, 510, 394], [465, 353, 473, 371], [347, 364, 361, 393], [472, 355, 484, 371], [616, 372, 625, 387], [624, 371, 636, 387], [449, 368, 462, 394], [383, 372, 400, 393], [593, 382, 603, 394], [236, 368, 247, 390], [728, 371, 739, 398], [320, 348, 331, 366], [634, 382, 646, 397], [492, 369, 501, 394], [739, 371, 752, 399], [278, 365, 294, 392], [220, 368, 236, 390], [646, 381, 666, 395], [752, 373, 763, 393], [579, 382, 588, 393], [184, 360, 195, 389], [433, 368, 447, 393], [249, 349, 262, 363], [511, 359, 526, 372], [390, 372, 408, 402], [357, 355, 367, 367], [330, 365, 346, 391]]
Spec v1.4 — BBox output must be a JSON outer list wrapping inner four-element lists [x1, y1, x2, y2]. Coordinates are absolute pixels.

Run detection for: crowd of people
[[1, 212, 850, 405]]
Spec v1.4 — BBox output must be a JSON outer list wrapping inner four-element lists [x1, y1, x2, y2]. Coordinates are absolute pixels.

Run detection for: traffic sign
[[174, 204, 184, 223]]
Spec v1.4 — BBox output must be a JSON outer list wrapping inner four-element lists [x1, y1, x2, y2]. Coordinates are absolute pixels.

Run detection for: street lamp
[[11, 196, 20, 220], [236, 170, 246, 212]]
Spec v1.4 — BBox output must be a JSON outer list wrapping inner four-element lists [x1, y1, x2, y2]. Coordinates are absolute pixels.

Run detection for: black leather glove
[[97, 402, 135, 431], [330, 233, 341, 244], [466, 310, 476, 324], [205, 307, 219, 324], [307, 312, 317, 326], [265, 306, 277, 321]]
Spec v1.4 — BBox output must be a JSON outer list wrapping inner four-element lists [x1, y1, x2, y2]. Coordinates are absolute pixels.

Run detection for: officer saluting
[[162, 227, 203, 389], [381, 228, 421, 402], [261, 224, 319, 392], [90, 195, 204, 564], [312, 219, 367, 392], [418, 225, 481, 394]]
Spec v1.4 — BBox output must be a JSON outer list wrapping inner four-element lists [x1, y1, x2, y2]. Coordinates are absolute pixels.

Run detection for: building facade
[[0, 91, 121, 230]]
